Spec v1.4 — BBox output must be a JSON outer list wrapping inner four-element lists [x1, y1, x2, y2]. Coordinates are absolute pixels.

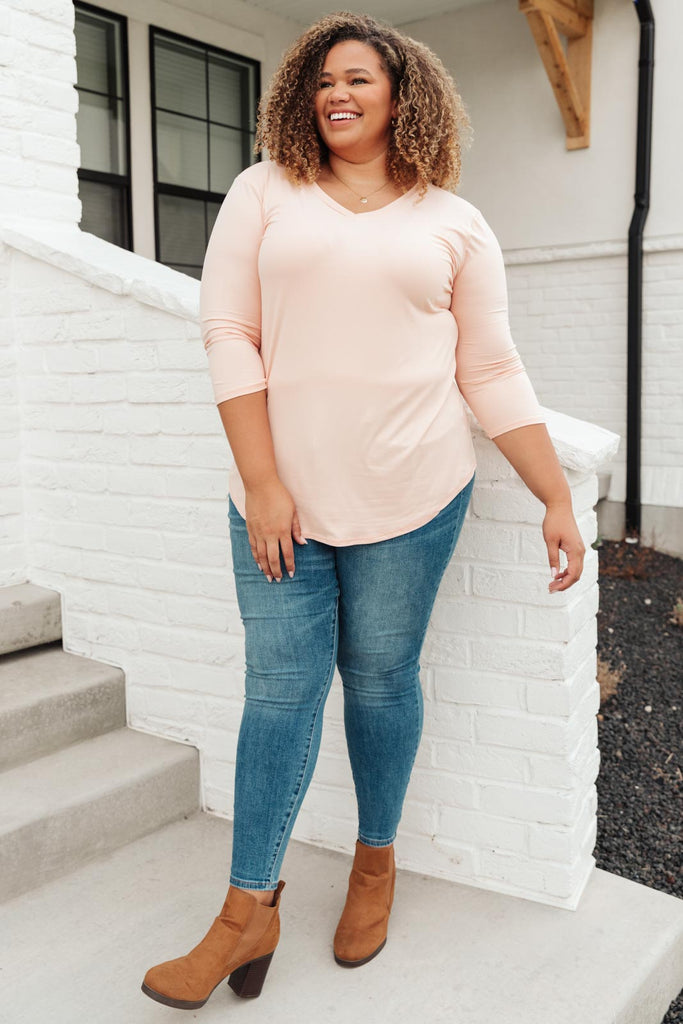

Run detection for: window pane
[[157, 110, 208, 190], [209, 56, 250, 129], [79, 178, 129, 248], [155, 37, 206, 119], [209, 125, 251, 194], [75, 12, 123, 96], [244, 66, 257, 133], [152, 31, 259, 274], [158, 194, 207, 267], [77, 93, 127, 175]]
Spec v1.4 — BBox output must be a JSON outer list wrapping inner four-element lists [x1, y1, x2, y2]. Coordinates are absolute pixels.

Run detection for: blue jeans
[[227, 472, 475, 890]]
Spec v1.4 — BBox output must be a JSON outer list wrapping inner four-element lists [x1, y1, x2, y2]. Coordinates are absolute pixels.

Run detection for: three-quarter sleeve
[[451, 208, 545, 439], [199, 168, 267, 405]]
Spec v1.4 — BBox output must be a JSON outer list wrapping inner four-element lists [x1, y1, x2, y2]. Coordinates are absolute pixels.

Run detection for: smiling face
[[314, 39, 398, 162]]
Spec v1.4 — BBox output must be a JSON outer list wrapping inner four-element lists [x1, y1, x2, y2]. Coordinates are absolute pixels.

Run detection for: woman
[[142, 11, 585, 1010]]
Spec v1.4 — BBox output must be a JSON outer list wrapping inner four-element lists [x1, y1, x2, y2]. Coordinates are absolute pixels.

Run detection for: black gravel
[[594, 540, 683, 1023]]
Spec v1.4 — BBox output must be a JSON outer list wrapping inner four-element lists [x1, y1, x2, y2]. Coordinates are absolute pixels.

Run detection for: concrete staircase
[[0, 582, 199, 903]]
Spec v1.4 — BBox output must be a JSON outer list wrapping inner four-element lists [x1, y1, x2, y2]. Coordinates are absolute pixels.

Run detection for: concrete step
[[1, 813, 681, 1024], [0, 642, 126, 771], [0, 727, 199, 903], [0, 583, 61, 656]]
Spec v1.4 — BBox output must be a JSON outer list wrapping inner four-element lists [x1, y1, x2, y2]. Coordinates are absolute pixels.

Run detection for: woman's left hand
[[543, 501, 586, 593]]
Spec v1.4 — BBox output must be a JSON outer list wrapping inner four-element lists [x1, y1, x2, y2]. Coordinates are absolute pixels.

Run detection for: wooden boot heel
[[228, 950, 275, 998]]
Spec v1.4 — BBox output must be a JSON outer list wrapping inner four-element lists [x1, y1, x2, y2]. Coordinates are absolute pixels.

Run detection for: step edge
[[0, 671, 126, 718], [0, 761, 200, 903], [0, 729, 199, 832]]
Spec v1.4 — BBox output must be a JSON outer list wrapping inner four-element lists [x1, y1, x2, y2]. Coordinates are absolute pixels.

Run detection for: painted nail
[[266, 573, 273, 583], [288, 570, 294, 578]]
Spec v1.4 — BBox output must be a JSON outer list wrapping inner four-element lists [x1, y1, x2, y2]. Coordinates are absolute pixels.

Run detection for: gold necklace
[[327, 165, 391, 205]]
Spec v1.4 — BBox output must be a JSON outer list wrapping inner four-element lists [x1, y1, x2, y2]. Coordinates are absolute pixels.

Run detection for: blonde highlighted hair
[[255, 11, 472, 196]]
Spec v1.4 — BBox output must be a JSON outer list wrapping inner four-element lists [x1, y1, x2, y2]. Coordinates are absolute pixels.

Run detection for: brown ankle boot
[[333, 840, 396, 967], [141, 880, 285, 1009]]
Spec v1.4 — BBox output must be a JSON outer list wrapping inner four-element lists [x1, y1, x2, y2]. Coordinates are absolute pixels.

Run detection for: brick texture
[[507, 249, 683, 508], [0, 242, 620, 910], [0, 0, 79, 228]]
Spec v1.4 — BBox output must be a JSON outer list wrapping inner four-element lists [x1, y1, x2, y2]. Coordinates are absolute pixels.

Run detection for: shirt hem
[[233, 463, 476, 548], [215, 382, 267, 404], [487, 413, 546, 440]]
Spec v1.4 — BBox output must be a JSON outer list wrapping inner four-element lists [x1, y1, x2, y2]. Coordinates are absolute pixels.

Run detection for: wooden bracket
[[519, 0, 593, 149]]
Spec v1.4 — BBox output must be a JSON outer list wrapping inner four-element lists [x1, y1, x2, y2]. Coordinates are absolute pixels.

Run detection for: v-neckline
[[312, 181, 418, 218]]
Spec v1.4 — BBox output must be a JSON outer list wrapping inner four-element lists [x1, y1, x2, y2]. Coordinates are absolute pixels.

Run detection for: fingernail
[[288, 570, 294, 578], [266, 573, 273, 583], [275, 576, 281, 583]]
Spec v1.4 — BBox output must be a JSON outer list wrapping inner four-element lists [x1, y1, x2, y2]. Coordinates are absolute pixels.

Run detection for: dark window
[[150, 28, 260, 279], [74, 3, 132, 249]]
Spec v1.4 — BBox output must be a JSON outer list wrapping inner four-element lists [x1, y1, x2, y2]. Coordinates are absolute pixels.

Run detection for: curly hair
[[255, 11, 472, 196]]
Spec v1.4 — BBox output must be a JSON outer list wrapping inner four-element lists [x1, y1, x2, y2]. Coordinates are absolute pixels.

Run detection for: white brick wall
[[0, 0, 78, 585], [2, 225, 620, 910], [505, 240, 683, 510], [0, 0, 80, 229], [0, 242, 26, 583]]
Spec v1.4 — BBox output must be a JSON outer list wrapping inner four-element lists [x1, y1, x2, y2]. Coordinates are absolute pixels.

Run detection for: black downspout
[[626, 0, 654, 539]]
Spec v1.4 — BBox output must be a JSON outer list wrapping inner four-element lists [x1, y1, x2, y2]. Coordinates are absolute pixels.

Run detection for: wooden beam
[[519, 0, 587, 39], [566, 13, 592, 147], [525, 11, 586, 139], [520, 0, 593, 149]]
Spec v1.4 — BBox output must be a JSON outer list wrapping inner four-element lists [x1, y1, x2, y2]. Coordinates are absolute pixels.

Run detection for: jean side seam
[[356, 664, 421, 848], [264, 599, 340, 885]]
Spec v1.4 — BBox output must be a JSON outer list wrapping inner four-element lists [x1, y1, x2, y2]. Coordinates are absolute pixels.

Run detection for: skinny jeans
[[227, 472, 475, 890]]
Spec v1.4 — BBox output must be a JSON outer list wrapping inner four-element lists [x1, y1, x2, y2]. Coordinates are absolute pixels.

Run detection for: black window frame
[[149, 26, 261, 274], [74, 0, 133, 251]]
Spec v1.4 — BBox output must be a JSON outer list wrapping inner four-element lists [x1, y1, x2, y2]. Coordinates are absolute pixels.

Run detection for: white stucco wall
[[405, 0, 682, 248]]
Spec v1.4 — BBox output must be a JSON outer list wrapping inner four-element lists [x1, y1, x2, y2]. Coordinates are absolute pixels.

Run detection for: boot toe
[[142, 957, 202, 1004], [333, 917, 388, 965], [333, 932, 387, 967]]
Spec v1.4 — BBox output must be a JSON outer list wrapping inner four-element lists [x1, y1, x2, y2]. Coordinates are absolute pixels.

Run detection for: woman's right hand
[[244, 478, 307, 582]]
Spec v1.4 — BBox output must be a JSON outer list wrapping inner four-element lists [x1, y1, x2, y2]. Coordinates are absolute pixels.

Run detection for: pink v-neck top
[[200, 160, 545, 546]]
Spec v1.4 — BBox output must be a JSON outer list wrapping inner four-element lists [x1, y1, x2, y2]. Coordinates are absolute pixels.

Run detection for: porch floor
[[2, 812, 681, 1024]]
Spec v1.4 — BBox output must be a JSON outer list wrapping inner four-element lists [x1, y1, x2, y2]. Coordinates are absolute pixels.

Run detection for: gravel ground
[[594, 540, 682, 1023]]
